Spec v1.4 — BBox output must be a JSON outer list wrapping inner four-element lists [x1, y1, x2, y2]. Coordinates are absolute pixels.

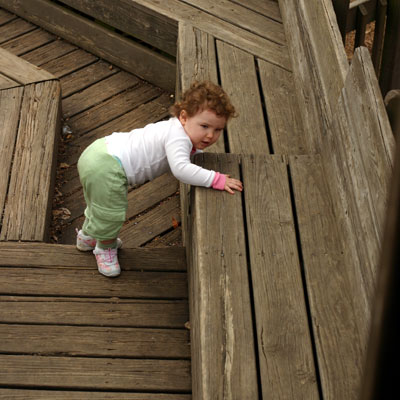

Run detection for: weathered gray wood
[[231, 0, 282, 22], [326, 47, 395, 305], [1, 81, 61, 241], [0, 355, 191, 392], [0, 0, 176, 91], [60, 60, 120, 98], [241, 155, 318, 399], [22, 39, 77, 66], [132, 0, 291, 69], [0, 242, 186, 271], [62, 71, 140, 118], [0, 87, 23, 218], [290, 154, 370, 400], [120, 196, 181, 247], [0, 17, 36, 44], [0, 390, 191, 400], [1, 28, 55, 56], [0, 46, 55, 84], [0, 324, 190, 358], [0, 268, 187, 299], [217, 40, 270, 155], [258, 58, 308, 154], [0, 73, 18, 89], [189, 153, 258, 399], [0, 296, 188, 328], [181, 0, 285, 44], [277, 0, 348, 151], [57, 0, 177, 56]]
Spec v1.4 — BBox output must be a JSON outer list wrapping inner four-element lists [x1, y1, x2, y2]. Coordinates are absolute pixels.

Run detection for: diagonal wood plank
[[0, 17, 36, 44], [241, 154, 318, 399], [231, 0, 282, 22], [0, 296, 189, 328], [0, 355, 191, 392]]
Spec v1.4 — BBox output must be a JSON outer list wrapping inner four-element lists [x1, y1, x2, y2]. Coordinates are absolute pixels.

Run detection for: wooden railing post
[[332, 0, 351, 40], [379, 0, 400, 95]]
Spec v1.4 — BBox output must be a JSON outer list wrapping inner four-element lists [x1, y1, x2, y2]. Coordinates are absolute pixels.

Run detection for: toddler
[[76, 81, 243, 277]]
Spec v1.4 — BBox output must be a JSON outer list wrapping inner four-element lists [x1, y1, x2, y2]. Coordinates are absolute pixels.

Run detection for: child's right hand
[[224, 175, 243, 194]]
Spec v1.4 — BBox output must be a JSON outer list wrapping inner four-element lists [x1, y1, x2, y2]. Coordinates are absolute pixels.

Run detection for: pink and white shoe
[[76, 229, 122, 251], [93, 246, 121, 277]]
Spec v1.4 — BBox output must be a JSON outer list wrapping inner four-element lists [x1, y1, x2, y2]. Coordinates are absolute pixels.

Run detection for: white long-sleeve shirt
[[105, 117, 217, 187]]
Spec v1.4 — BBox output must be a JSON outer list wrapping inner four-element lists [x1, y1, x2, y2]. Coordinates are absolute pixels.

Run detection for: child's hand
[[224, 175, 243, 194]]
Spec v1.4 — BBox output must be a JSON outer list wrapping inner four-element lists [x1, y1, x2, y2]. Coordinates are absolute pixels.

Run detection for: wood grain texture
[[0, 355, 191, 392], [258, 58, 308, 154], [0, 324, 190, 358], [0, 0, 176, 91], [0, 17, 36, 44], [0, 242, 186, 271], [290, 154, 370, 400], [0, 296, 188, 328], [0, 87, 23, 218], [242, 154, 318, 399], [0, 389, 191, 400], [1, 81, 61, 241], [0, 46, 55, 84], [217, 40, 270, 155], [231, 0, 282, 22], [189, 153, 258, 399]]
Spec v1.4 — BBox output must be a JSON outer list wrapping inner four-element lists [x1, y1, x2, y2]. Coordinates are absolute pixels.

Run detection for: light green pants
[[77, 138, 128, 241]]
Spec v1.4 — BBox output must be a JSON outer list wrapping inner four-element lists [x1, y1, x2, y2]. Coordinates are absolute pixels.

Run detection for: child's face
[[179, 108, 226, 150]]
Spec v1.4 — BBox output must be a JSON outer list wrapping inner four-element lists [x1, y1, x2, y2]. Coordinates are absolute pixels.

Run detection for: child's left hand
[[224, 175, 243, 194]]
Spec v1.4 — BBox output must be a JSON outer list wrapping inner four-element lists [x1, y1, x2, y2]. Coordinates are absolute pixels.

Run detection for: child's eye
[[201, 124, 208, 129]]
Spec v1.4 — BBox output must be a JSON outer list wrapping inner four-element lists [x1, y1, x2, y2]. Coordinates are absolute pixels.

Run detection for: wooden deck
[[0, 1, 395, 399]]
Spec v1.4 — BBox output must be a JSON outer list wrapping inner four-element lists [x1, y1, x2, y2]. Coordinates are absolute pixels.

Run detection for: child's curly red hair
[[170, 81, 237, 121]]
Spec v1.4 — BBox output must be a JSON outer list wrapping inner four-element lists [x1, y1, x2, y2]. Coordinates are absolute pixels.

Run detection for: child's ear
[[179, 110, 188, 126]]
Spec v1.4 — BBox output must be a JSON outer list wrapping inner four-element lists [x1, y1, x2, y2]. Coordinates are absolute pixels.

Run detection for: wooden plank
[[1, 81, 61, 241], [1, 28, 55, 56], [258, 58, 308, 154], [39, 48, 97, 78], [62, 71, 140, 118], [0, 296, 189, 328], [0, 73, 18, 89], [60, 60, 119, 98], [0, 87, 23, 217], [326, 47, 395, 304], [57, 0, 177, 56], [0, 268, 187, 299], [120, 196, 181, 248], [177, 24, 223, 152], [180, 0, 285, 44], [132, 0, 291, 70], [289, 154, 370, 400], [0, 389, 191, 400], [0, 242, 186, 271], [189, 153, 258, 399], [241, 155, 318, 399], [0, 0, 176, 91], [0, 46, 55, 84], [66, 82, 162, 136], [217, 40, 270, 154], [0, 324, 190, 358], [0, 8, 16, 25], [21, 39, 77, 66], [231, 0, 282, 22], [0, 355, 191, 392], [0, 17, 36, 44]]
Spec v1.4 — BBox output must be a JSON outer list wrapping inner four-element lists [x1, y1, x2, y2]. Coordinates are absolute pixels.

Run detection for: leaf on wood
[[172, 216, 179, 229], [59, 162, 70, 169]]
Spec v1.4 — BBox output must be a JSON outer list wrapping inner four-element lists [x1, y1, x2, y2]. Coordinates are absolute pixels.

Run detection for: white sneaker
[[93, 246, 121, 277], [76, 229, 122, 251]]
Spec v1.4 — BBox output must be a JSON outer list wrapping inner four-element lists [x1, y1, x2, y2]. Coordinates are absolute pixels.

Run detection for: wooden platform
[[0, 1, 396, 400]]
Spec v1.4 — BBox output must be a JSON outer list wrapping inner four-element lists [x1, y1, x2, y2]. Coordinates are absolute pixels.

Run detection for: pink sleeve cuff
[[212, 172, 226, 190]]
